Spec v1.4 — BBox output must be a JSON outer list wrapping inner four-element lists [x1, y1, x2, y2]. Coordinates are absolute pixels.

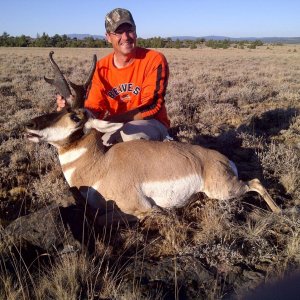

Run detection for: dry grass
[[0, 45, 300, 299]]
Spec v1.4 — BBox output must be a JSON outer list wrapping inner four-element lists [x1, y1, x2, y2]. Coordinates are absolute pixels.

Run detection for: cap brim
[[109, 21, 136, 32]]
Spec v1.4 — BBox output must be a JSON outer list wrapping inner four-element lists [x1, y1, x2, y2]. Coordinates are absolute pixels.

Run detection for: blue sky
[[1, 0, 299, 38]]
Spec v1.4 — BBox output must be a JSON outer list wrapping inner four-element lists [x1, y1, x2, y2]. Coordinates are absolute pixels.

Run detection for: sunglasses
[[110, 29, 136, 38]]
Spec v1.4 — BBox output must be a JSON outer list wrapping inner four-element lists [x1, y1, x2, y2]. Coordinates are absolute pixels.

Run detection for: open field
[[0, 45, 300, 299]]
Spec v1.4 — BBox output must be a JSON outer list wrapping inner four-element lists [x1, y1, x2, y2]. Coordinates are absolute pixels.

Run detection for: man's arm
[[136, 52, 169, 119], [104, 108, 142, 122]]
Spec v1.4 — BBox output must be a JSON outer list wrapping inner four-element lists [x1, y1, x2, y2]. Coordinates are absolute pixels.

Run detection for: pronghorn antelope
[[25, 52, 281, 224]]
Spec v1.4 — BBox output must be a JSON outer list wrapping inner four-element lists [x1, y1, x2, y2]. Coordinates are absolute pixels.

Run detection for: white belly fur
[[141, 174, 203, 208]]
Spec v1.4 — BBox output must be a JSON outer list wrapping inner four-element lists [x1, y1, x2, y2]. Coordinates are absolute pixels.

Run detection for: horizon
[[1, 0, 299, 38], [3, 33, 300, 40]]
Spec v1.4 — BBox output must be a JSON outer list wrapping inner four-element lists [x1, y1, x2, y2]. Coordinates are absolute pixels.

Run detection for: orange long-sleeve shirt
[[85, 47, 170, 128]]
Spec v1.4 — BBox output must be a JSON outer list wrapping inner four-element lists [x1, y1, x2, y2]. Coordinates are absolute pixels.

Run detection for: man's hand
[[56, 94, 66, 111]]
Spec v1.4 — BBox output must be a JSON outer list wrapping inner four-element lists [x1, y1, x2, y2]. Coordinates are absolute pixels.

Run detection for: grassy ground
[[0, 45, 300, 299]]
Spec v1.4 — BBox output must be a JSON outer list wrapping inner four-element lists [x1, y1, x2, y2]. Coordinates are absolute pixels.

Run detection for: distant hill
[[170, 36, 300, 43], [67, 34, 105, 40]]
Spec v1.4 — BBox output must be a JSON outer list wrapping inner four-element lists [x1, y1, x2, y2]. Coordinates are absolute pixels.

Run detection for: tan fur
[[60, 129, 281, 216]]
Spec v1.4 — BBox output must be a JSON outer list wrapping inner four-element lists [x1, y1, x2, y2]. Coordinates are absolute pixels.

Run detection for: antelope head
[[25, 51, 120, 147]]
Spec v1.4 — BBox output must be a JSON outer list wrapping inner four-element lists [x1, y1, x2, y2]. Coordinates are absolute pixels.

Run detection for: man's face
[[106, 23, 137, 56]]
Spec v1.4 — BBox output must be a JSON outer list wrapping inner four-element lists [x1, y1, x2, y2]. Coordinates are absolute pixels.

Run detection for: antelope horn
[[68, 54, 97, 109], [44, 52, 97, 109], [44, 51, 72, 102]]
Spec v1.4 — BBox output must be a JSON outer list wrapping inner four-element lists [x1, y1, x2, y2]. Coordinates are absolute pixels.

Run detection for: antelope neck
[[58, 129, 105, 155]]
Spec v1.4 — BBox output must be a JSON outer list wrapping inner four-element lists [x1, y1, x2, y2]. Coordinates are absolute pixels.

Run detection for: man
[[57, 8, 170, 146]]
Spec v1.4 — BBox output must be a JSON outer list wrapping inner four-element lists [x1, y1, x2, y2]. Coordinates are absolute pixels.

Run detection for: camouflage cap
[[105, 8, 136, 33]]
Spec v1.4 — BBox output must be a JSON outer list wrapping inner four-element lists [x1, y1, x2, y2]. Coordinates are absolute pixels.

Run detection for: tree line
[[0, 32, 263, 49], [0, 32, 109, 48]]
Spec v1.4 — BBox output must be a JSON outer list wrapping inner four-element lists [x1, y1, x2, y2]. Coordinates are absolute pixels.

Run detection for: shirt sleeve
[[138, 53, 169, 119], [84, 63, 108, 119]]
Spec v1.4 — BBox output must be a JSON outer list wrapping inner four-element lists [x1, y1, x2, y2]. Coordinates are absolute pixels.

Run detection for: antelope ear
[[84, 119, 124, 133]]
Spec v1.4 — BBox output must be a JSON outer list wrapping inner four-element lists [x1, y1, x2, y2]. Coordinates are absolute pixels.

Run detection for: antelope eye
[[70, 114, 81, 123]]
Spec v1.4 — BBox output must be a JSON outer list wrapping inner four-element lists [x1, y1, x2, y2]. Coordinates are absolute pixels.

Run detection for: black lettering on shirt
[[107, 83, 141, 99]]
